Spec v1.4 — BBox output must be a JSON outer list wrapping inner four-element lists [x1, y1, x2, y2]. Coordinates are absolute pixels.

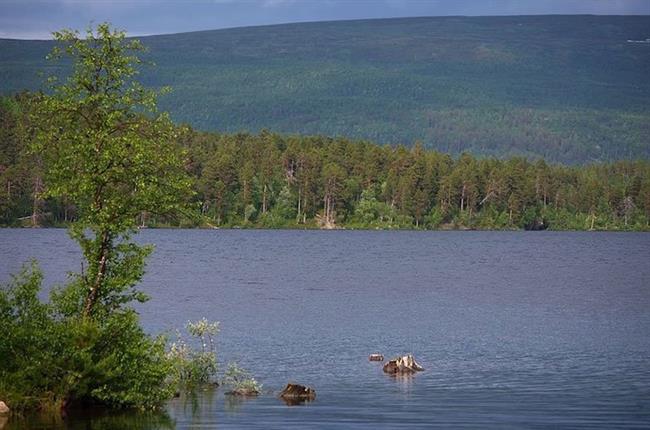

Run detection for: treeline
[[2, 94, 650, 230]]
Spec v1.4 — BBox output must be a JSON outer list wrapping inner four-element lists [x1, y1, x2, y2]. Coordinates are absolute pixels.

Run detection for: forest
[[2, 93, 649, 231], [1, 15, 649, 164]]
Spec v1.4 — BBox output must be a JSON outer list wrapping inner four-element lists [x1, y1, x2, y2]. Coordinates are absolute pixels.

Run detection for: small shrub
[[0, 262, 175, 410], [222, 362, 262, 396], [168, 319, 219, 389]]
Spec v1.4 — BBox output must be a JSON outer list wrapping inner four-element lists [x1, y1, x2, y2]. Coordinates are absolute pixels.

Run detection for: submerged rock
[[228, 387, 260, 397], [382, 355, 424, 374], [369, 353, 384, 361], [279, 383, 316, 405], [0, 401, 8, 416]]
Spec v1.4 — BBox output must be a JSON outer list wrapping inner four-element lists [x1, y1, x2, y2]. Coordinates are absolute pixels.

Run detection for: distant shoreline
[[2, 226, 648, 232]]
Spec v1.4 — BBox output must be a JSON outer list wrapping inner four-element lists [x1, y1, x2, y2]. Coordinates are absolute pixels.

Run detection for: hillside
[[1, 15, 649, 163]]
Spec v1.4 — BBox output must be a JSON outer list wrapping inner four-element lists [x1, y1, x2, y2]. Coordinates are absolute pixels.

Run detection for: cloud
[[0, 29, 53, 40], [262, 0, 298, 6]]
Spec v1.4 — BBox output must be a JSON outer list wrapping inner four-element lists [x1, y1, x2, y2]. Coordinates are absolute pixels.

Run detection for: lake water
[[1, 229, 649, 429]]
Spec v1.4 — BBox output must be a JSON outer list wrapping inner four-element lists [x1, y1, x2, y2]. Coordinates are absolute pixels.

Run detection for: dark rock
[[369, 354, 384, 361], [382, 355, 424, 374], [524, 219, 549, 231], [279, 383, 315, 405], [228, 387, 260, 397]]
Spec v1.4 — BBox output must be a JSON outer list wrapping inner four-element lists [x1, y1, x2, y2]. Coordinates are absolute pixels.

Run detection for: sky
[[1, 0, 649, 40]]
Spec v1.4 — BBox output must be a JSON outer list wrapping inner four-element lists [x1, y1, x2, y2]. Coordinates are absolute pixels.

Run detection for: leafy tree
[[0, 23, 192, 410], [32, 23, 191, 318]]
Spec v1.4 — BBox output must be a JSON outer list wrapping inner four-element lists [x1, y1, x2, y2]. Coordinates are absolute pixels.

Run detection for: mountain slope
[[1, 15, 649, 163]]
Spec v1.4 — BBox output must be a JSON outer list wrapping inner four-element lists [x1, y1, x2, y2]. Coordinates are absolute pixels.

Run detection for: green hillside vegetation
[[1, 16, 649, 164], [2, 93, 649, 230]]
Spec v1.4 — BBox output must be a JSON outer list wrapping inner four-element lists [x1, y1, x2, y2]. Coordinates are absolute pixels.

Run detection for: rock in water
[[382, 355, 424, 374], [229, 387, 260, 397], [0, 401, 9, 416], [369, 353, 384, 361], [279, 383, 316, 405]]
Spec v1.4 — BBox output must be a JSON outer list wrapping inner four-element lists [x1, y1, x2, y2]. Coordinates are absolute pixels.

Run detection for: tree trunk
[[460, 184, 466, 212], [297, 187, 302, 223], [325, 194, 330, 225], [262, 184, 267, 214], [83, 230, 111, 318], [31, 175, 43, 227]]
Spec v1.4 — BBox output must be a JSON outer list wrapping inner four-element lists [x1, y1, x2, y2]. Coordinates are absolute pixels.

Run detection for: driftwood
[[382, 355, 424, 374], [369, 354, 384, 361], [279, 383, 316, 405]]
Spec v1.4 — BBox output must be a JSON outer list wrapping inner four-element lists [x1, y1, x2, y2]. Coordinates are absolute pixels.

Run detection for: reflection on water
[[224, 394, 247, 413], [390, 372, 417, 394], [280, 397, 315, 407], [1, 230, 650, 429], [4, 409, 174, 430]]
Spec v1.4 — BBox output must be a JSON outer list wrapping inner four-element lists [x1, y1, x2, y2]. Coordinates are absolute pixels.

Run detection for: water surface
[[1, 229, 649, 429]]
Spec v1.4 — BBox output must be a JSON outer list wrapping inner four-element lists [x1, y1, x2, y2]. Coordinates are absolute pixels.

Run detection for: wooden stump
[[382, 355, 424, 374]]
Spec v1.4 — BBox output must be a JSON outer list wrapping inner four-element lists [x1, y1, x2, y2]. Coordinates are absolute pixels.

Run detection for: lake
[[1, 229, 649, 429]]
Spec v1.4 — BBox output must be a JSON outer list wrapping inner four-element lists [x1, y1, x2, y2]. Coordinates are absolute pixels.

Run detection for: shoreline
[[1, 226, 648, 232]]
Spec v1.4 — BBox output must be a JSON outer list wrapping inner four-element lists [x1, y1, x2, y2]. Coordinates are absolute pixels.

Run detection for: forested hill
[[1, 15, 650, 163]]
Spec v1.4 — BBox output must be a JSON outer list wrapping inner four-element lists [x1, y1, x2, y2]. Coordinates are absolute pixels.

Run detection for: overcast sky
[[1, 0, 649, 40]]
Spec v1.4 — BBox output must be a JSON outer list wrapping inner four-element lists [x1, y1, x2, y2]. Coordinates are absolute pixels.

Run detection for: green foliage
[[244, 203, 257, 223], [34, 25, 189, 231], [0, 262, 174, 411], [3, 118, 650, 230], [0, 265, 221, 411], [0, 262, 53, 410], [28, 23, 191, 319], [426, 208, 445, 229], [181, 131, 650, 231], [258, 185, 296, 227], [351, 188, 382, 225], [222, 363, 262, 396], [69, 311, 174, 408], [168, 319, 219, 389], [2, 16, 650, 163], [0, 23, 194, 412]]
